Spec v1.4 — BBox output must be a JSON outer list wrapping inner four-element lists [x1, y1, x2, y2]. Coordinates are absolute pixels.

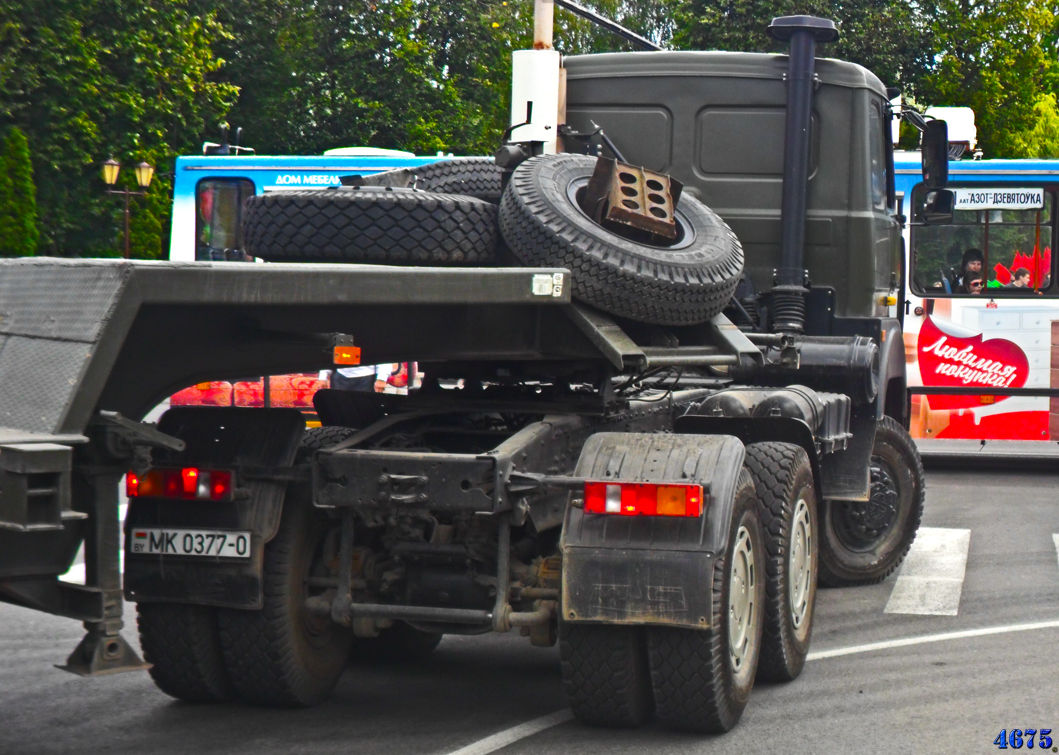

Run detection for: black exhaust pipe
[[767, 16, 839, 333]]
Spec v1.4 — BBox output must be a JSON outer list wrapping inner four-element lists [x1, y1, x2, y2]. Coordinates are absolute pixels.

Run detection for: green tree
[[210, 0, 682, 158], [922, 0, 1059, 157], [676, 0, 935, 95], [1007, 93, 1059, 158], [0, 1, 236, 256], [0, 126, 38, 256]]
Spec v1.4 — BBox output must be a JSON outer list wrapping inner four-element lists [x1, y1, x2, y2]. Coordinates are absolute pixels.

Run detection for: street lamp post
[[101, 159, 154, 258]]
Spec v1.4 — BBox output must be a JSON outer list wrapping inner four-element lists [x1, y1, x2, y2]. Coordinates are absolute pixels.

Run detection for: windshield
[[911, 186, 1055, 295]]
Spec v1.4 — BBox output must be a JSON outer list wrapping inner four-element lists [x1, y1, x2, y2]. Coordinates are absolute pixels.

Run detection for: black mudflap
[[560, 432, 744, 630], [124, 407, 304, 610]]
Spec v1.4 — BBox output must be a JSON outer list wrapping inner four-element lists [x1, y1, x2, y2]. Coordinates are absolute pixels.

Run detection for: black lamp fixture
[[101, 157, 154, 258]]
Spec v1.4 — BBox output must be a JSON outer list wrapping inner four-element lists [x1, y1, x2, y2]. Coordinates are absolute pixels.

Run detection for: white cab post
[[510, 0, 561, 154]]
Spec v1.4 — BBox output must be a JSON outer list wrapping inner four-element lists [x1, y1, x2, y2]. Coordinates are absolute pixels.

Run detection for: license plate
[[128, 528, 251, 559]]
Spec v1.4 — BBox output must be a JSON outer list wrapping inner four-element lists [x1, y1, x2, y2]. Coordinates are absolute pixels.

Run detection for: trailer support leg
[[58, 471, 148, 676]]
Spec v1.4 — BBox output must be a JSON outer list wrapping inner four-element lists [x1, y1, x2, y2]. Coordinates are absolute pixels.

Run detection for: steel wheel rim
[[832, 456, 901, 551], [728, 525, 757, 671], [789, 497, 812, 630]]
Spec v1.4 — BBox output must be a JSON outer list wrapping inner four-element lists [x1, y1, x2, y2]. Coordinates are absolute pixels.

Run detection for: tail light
[[126, 468, 234, 502], [583, 481, 704, 517]]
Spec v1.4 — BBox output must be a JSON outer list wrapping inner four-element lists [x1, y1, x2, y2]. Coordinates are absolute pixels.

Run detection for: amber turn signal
[[333, 345, 362, 365]]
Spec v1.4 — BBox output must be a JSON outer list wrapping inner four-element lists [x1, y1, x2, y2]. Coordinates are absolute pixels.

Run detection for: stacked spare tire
[[242, 153, 744, 326]]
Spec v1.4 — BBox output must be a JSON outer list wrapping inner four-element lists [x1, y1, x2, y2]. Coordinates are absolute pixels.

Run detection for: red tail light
[[583, 481, 704, 517], [126, 468, 234, 502]]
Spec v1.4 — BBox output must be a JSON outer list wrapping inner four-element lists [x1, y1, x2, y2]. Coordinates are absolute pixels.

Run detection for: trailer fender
[[560, 432, 745, 630], [124, 407, 305, 610]]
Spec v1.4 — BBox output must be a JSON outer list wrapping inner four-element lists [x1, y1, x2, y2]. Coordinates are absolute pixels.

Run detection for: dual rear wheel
[[560, 445, 819, 733], [136, 428, 443, 707]]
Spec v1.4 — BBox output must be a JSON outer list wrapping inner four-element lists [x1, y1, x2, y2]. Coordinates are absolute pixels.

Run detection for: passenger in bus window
[[1007, 268, 1031, 290], [959, 248, 983, 289], [963, 278, 984, 295]]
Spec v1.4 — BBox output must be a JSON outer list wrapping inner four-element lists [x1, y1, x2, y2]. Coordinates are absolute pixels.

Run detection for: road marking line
[[445, 710, 575, 755], [807, 618, 1059, 660], [884, 527, 971, 616], [1053, 534, 1059, 573], [444, 618, 1059, 755]]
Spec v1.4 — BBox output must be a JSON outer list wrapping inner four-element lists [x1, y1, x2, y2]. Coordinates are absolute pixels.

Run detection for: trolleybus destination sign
[[953, 188, 1044, 211]]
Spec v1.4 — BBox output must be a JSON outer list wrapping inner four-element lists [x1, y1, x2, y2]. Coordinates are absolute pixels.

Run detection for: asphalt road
[[2, 468, 1058, 755]]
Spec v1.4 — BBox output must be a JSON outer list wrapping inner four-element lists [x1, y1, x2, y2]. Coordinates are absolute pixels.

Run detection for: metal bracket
[[94, 411, 185, 476], [95, 411, 186, 452]]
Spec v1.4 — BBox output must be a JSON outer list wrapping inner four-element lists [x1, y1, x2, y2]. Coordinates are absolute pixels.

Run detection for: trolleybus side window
[[196, 178, 255, 261], [910, 186, 1055, 296]]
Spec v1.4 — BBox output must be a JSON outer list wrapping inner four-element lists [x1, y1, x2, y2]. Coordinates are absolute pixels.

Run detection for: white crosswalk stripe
[[884, 527, 971, 616]]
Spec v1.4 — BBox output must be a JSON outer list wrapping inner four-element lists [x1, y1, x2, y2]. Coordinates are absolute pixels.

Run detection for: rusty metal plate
[[582, 156, 683, 240]]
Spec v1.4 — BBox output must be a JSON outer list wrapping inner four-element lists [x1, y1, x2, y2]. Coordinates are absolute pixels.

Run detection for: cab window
[[868, 103, 887, 211], [910, 187, 1055, 296], [196, 179, 255, 261]]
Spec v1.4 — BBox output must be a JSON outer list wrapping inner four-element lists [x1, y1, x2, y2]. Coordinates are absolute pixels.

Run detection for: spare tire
[[243, 187, 497, 265], [499, 154, 743, 325], [411, 157, 503, 203]]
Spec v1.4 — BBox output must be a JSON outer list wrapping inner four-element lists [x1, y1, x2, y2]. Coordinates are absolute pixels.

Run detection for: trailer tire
[[351, 622, 443, 663], [647, 470, 764, 733], [559, 623, 654, 727], [411, 157, 503, 203], [218, 486, 352, 707], [819, 416, 925, 587], [499, 154, 743, 325], [743, 443, 817, 683], [137, 603, 235, 703], [243, 187, 497, 265]]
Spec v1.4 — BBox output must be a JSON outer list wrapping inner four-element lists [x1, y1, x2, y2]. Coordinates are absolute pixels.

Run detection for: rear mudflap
[[123, 407, 304, 610], [560, 432, 744, 630]]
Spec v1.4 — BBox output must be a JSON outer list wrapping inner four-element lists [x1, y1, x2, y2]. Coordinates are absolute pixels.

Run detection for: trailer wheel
[[743, 443, 817, 683], [218, 486, 352, 707], [499, 154, 743, 325], [647, 470, 764, 733], [559, 623, 654, 727], [411, 157, 503, 203], [243, 187, 497, 264], [351, 622, 443, 663], [819, 416, 925, 587], [137, 603, 234, 703]]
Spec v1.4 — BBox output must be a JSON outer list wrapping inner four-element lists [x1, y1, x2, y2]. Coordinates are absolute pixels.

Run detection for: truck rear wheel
[[218, 487, 352, 707], [499, 154, 743, 326], [743, 443, 817, 682], [819, 416, 925, 587], [559, 623, 654, 727], [137, 603, 234, 703], [647, 470, 764, 733]]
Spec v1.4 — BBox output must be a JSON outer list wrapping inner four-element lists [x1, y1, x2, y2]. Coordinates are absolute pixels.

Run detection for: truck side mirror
[[921, 189, 955, 225], [921, 120, 949, 189]]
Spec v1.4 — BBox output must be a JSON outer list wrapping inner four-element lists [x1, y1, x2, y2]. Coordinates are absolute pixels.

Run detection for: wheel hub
[[788, 498, 813, 629], [728, 525, 757, 671], [835, 458, 899, 547]]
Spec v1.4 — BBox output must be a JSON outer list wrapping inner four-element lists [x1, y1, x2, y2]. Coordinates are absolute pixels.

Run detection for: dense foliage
[[0, 126, 37, 256], [0, 0, 1058, 256]]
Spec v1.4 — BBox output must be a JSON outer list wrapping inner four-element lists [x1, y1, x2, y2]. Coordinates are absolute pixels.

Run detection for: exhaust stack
[[767, 16, 839, 333]]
